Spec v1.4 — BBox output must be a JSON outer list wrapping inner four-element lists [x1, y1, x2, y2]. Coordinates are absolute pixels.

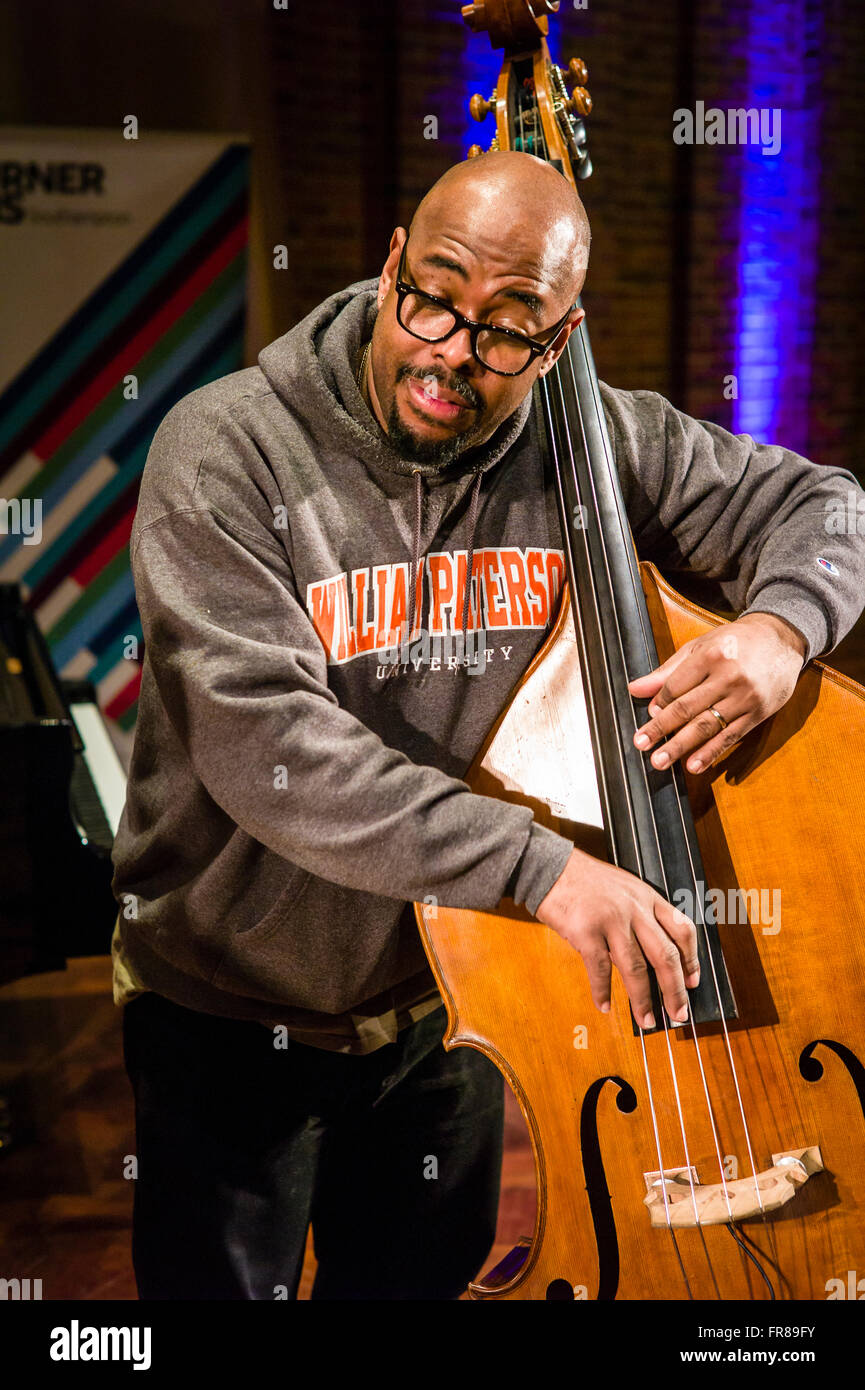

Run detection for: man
[[112, 150, 865, 1301]]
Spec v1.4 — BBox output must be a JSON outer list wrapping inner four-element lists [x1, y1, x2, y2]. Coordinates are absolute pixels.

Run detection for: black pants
[[122, 990, 505, 1300]]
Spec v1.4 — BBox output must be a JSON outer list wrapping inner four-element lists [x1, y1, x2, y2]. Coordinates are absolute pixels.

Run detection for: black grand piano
[[0, 581, 125, 989]]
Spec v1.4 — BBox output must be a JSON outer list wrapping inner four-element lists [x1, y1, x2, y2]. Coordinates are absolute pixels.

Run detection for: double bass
[[415, 0, 865, 1301]]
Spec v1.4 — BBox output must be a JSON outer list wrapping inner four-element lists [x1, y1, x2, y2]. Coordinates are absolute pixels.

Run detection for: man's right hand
[[534, 848, 700, 1030]]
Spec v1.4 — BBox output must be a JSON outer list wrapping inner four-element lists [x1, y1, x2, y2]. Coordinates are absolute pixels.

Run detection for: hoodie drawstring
[[461, 467, 484, 636], [407, 467, 484, 643], [408, 471, 423, 640]]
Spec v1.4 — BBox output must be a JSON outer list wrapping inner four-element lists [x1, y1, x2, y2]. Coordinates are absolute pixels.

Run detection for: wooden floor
[[0, 955, 536, 1301]]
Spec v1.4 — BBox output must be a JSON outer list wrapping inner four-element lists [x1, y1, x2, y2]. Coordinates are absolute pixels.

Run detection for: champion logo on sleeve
[[816, 556, 840, 575]]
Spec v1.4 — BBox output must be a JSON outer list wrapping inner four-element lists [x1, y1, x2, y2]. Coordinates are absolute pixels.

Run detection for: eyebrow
[[417, 252, 546, 319]]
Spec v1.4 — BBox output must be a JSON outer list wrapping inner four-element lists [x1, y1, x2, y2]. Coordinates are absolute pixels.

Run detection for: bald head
[[409, 149, 590, 305], [366, 151, 591, 469]]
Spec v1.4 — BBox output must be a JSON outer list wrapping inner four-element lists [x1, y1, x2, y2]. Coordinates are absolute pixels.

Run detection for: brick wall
[[2, 0, 861, 478], [256, 0, 863, 487]]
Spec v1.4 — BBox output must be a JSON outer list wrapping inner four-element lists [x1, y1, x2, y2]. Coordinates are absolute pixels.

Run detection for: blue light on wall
[[733, 2, 822, 453], [458, 15, 504, 158]]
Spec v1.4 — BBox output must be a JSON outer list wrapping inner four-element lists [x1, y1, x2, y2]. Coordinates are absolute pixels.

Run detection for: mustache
[[397, 365, 482, 411]]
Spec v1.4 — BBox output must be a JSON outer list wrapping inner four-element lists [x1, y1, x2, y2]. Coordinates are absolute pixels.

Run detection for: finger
[[578, 944, 614, 1015], [627, 671, 665, 697], [631, 911, 690, 1025], [653, 897, 700, 987], [627, 645, 693, 698], [681, 712, 753, 773], [635, 677, 726, 752], [607, 934, 656, 1031], [645, 647, 714, 715], [650, 706, 752, 771], [648, 629, 748, 718]]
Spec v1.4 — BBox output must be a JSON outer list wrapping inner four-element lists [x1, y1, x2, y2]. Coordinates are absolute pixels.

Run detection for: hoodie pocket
[[206, 870, 413, 1013], [208, 861, 312, 990]]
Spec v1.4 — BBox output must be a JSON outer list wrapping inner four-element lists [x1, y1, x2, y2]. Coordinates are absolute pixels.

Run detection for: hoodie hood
[[257, 278, 533, 484]]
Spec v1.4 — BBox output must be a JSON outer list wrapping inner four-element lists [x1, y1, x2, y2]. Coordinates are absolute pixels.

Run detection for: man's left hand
[[627, 612, 808, 774]]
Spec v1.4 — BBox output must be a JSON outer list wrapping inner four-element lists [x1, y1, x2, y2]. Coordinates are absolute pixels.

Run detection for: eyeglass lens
[[399, 292, 533, 373]]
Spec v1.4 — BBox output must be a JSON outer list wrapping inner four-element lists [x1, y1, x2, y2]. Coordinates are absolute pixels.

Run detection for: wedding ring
[[708, 706, 728, 731]]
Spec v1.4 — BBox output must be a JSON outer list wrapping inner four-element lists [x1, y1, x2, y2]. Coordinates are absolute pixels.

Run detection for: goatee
[[385, 398, 480, 470]]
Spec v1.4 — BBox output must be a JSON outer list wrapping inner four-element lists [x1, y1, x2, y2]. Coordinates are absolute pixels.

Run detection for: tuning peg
[[568, 87, 592, 117], [469, 92, 496, 122], [466, 135, 499, 158], [567, 57, 589, 85], [461, 2, 487, 32]]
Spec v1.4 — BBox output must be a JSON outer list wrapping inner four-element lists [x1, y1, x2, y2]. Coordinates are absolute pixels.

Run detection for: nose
[[431, 325, 479, 375]]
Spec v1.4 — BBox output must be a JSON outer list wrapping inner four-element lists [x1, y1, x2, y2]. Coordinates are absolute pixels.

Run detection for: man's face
[[367, 224, 586, 467]]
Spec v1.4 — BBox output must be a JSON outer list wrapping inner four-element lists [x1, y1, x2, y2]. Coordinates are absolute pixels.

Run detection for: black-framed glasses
[[393, 238, 578, 377]]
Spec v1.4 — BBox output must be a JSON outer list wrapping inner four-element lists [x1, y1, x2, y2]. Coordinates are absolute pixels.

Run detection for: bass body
[[417, 564, 865, 1299]]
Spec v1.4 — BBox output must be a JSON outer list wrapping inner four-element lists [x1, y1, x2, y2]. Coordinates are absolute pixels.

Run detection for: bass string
[[582, 342, 767, 1220], [639, 1025, 698, 1245], [571, 464, 717, 1227], [540, 366, 696, 1268], [569, 345, 761, 1223], [549, 367, 711, 1242], [564, 345, 769, 1224], [520, 77, 703, 1264], [533, 74, 549, 162], [551, 419, 705, 1282], [521, 69, 742, 1265], [517, 78, 526, 155], [570, 338, 768, 1223], [522, 65, 723, 1239], [544, 361, 705, 1140], [638, 1027, 694, 1295], [514, 102, 712, 1248], [521, 59, 774, 1292], [550, 346, 765, 1238]]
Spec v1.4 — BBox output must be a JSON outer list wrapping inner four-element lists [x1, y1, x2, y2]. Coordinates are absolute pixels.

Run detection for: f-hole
[[544, 1074, 638, 1301], [800, 1039, 865, 1127]]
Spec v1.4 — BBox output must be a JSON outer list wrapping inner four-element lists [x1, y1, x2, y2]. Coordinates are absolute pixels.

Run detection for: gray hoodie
[[110, 277, 865, 1050]]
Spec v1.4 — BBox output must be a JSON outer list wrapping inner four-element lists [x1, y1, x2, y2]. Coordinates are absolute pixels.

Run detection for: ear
[[378, 228, 407, 307], [537, 306, 586, 377]]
